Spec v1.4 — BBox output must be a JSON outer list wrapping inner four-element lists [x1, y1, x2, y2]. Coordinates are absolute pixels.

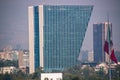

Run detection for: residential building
[[18, 51, 29, 73], [0, 51, 12, 60]]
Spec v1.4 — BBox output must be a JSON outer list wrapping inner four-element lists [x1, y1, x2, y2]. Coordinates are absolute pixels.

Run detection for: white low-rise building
[[41, 73, 62, 80], [95, 63, 108, 74], [0, 66, 16, 74]]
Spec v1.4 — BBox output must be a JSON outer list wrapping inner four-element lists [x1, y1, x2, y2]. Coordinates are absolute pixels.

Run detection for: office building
[[93, 22, 112, 63], [28, 5, 93, 73]]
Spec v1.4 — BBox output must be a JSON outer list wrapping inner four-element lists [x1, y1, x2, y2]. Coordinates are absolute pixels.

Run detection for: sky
[[0, 0, 120, 51]]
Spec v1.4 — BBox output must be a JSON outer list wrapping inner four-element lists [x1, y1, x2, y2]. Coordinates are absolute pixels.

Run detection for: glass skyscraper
[[29, 5, 93, 73]]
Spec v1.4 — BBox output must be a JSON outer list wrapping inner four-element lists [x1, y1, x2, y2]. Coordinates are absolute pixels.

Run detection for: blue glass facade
[[34, 6, 40, 69], [33, 5, 93, 72], [43, 5, 93, 71], [93, 23, 105, 63]]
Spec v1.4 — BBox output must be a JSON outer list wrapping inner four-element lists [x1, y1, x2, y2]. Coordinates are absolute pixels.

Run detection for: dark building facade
[[93, 22, 112, 63], [93, 23, 105, 63]]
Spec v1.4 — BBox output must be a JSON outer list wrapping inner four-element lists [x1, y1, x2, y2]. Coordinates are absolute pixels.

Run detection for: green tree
[[0, 60, 18, 67], [113, 65, 120, 80], [3, 72, 12, 80], [32, 67, 43, 80], [0, 74, 4, 80]]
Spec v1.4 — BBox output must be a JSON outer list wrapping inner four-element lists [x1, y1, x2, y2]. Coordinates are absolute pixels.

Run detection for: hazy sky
[[0, 0, 120, 51]]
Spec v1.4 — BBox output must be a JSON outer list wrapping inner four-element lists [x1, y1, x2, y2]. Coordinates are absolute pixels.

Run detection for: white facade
[[95, 63, 108, 74], [41, 73, 62, 80], [28, 6, 35, 74], [39, 5, 44, 70], [28, 5, 44, 74], [0, 66, 16, 74]]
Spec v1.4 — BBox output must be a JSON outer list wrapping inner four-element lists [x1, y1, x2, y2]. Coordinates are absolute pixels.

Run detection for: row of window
[[33, 5, 93, 71]]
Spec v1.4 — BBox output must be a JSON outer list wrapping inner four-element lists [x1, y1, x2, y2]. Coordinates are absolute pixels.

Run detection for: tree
[[32, 67, 43, 80], [113, 65, 120, 80], [0, 60, 18, 67], [3, 72, 11, 80]]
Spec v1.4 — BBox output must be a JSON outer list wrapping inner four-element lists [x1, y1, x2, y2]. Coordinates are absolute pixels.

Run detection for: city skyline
[[0, 0, 120, 51]]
